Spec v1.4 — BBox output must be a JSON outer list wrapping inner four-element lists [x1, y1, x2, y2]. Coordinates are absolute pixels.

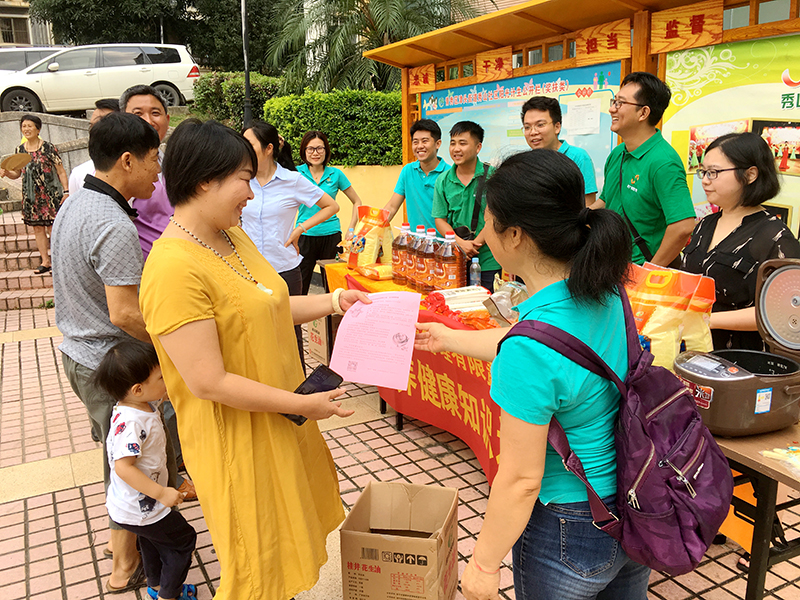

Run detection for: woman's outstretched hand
[[414, 321, 452, 354], [300, 388, 355, 421], [339, 290, 371, 312]]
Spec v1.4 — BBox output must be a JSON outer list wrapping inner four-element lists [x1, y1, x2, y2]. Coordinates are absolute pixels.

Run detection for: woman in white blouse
[[241, 121, 338, 370]]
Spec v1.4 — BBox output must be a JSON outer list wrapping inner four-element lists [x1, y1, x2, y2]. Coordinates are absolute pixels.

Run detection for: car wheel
[[2, 89, 42, 112], [153, 83, 181, 107]]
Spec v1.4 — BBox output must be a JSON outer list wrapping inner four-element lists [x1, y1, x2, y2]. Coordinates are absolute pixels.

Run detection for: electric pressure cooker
[[674, 259, 800, 437]]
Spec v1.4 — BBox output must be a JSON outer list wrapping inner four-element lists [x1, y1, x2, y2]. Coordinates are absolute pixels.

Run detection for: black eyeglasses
[[609, 98, 646, 110], [696, 168, 741, 181]]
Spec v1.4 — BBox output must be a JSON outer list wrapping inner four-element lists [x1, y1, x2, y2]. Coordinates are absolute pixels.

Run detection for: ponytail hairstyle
[[485, 150, 631, 303], [243, 120, 296, 171]]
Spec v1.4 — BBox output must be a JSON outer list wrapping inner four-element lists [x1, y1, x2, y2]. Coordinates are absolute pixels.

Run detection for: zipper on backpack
[[658, 418, 699, 468], [682, 436, 706, 483], [663, 458, 697, 498], [627, 443, 655, 510], [645, 388, 690, 420]]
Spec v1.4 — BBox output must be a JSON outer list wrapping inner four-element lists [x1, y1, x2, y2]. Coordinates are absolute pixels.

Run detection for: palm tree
[[268, 0, 482, 93]]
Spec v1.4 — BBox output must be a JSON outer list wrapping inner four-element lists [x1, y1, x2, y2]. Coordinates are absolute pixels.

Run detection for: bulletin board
[[419, 61, 622, 193]]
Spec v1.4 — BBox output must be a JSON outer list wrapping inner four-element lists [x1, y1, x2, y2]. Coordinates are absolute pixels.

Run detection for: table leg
[[747, 474, 778, 600], [380, 398, 387, 414], [396, 413, 404, 431]]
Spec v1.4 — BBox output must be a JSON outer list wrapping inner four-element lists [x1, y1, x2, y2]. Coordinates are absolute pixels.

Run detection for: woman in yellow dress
[[139, 119, 369, 600]]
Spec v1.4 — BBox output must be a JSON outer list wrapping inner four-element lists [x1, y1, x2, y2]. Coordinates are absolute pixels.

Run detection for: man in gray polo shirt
[[52, 112, 160, 594]]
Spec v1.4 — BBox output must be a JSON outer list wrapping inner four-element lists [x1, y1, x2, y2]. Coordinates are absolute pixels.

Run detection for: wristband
[[331, 288, 346, 315], [299, 222, 307, 233], [471, 558, 500, 575]]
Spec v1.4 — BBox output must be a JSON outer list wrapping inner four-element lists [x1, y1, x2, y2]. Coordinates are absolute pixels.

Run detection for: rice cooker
[[674, 259, 800, 437]]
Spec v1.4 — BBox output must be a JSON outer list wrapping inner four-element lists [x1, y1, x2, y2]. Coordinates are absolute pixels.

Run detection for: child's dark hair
[[91, 340, 161, 401], [485, 150, 631, 303]]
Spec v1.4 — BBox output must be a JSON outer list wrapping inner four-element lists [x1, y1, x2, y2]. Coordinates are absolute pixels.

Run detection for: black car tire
[[2, 89, 42, 112], [153, 83, 182, 107]]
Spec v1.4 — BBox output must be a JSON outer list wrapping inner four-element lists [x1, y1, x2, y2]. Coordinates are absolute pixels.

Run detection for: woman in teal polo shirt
[[415, 150, 651, 600], [296, 131, 363, 294]]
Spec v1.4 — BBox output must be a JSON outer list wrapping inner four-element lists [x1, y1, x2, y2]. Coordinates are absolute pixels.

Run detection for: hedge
[[193, 71, 281, 129], [262, 89, 402, 166]]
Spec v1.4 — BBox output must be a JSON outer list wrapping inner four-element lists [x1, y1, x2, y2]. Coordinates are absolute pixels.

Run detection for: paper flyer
[[329, 291, 421, 390]]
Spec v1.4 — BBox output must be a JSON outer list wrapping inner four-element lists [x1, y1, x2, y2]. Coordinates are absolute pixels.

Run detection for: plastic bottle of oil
[[391, 223, 411, 285], [417, 228, 438, 294], [434, 232, 463, 290], [406, 225, 426, 291]]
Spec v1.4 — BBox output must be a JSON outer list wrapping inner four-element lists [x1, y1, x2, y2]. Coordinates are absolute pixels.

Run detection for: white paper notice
[[329, 291, 421, 390], [565, 98, 601, 136]]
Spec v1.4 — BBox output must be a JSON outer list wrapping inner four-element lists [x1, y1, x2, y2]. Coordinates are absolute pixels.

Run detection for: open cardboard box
[[340, 481, 459, 600]]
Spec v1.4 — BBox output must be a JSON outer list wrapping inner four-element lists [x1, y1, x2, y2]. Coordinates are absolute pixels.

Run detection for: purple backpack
[[499, 285, 733, 576]]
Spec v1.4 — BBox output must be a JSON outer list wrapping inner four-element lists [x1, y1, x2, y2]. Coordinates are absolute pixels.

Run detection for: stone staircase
[[0, 192, 54, 310]]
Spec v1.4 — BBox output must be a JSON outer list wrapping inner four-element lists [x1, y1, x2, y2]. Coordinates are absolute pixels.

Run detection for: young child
[[93, 340, 197, 600]]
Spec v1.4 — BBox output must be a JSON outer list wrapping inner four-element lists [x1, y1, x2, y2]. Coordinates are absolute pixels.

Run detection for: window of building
[[568, 40, 576, 58], [759, 0, 790, 23], [435, 67, 445, 82], [448, 64, 459, 80], [512, 51, 523, 69], [723, 5, 750, 29], [528, 47, 542, 66], [461, 61, 473, 77], [0, 17, 30, 45], [547, 44, 563, 62]]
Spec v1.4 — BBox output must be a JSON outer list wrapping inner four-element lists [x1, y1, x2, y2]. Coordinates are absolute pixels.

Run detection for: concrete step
[[0, 233, 37, 253], [0, 211, 29, 236], [0, 288, 54, 310], [0, 268, 53, 291], [0, 251, 39, 271], [0, 199, 22, 213]]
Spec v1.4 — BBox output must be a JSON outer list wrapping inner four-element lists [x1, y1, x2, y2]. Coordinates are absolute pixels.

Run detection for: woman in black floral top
[[0, 114, 69, 274], [682, 132, 800, 351]]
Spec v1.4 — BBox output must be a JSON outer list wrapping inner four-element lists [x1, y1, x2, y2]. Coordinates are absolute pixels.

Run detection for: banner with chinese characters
[[378, 311, 501, 483], [420, 61, 621, 191], [475, 46, 513, 83], [663, 34, 800, 233], [650, 0, 723, 54], [574, 19, 631, 67], [409, 64, 436, 95]]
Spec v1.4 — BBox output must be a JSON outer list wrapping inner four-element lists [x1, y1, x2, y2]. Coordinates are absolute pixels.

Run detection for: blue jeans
[[512, 497, 650, 600]]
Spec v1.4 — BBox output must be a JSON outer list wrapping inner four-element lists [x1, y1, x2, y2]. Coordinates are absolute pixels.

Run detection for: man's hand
[[455, 236, 482, 258]]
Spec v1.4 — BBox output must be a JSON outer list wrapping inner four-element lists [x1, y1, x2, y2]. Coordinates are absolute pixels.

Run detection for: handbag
[[452, 168, 489, 241]]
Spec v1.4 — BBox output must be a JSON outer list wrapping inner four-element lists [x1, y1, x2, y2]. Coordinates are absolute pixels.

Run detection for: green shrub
[[262, 89, 402, 166], [193, 71, 281, 128]]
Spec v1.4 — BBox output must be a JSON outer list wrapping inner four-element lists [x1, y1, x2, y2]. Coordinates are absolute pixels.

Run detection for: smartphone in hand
[[282, 365, 344, 426]]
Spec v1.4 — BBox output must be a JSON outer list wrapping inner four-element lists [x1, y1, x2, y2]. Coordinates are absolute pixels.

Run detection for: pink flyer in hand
[[329, 291, 421, 390]]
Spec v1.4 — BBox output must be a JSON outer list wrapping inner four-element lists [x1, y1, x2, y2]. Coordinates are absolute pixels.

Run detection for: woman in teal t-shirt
[[296, 131, 363, 294], [415, 150, 650, 600]]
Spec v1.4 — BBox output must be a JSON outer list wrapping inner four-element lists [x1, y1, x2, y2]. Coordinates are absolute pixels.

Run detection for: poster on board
[[663, 34, 800, 234], [419, 61, 622, 193]]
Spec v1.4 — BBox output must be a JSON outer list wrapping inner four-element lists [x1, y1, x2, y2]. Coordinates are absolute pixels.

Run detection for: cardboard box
[[340, 481, 459, 600]]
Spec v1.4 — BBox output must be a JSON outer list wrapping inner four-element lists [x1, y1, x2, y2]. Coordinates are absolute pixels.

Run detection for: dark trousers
[[117, 510, 197, 599], [298, 232, 342, 295], [279, 265, 306, 374], [481, 268, 501, 292]]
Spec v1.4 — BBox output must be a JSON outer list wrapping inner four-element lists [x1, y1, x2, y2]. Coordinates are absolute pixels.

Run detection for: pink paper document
[[330, 291, 421, 390]]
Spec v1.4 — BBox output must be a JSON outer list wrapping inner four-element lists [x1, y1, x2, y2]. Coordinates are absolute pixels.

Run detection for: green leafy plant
[[262, 89, 402, 166], [193, 72, 281, 129]]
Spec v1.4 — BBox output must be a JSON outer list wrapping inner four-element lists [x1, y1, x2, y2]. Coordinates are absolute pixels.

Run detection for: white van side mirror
[[47, 63, 59, 72]]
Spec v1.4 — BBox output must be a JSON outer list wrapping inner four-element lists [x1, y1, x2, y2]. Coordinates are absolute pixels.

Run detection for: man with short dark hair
[[68, 99, 120, 193], [383, 119, 448, 230], [52, 112, 161, 594], [432, 121, 500, 290], [521, 96, 597, 205], [593, 72, 695, 267]]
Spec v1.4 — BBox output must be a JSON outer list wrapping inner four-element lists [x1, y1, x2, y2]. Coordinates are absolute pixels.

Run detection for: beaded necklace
[[169, 216, 272, 295]]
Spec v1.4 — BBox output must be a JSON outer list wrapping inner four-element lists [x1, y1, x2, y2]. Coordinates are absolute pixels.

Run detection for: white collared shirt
[[241, 163, 324, 273]]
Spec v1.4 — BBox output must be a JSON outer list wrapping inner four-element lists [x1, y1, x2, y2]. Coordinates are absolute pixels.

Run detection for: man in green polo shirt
[[432, 121, 500, 290], [593, 72, 695, 266]]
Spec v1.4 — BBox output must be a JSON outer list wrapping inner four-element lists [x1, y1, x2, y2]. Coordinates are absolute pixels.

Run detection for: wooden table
[[715, 424, 800, 600]]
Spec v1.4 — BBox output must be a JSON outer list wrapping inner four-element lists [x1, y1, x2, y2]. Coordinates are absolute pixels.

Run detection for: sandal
[[146, 584, 197, 599], [105, 561, 145, 594], [34, 265, 51, 274], [737, 551, 750, 573]]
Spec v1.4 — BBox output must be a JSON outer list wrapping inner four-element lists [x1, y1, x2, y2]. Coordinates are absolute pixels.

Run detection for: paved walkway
[[3, 308, 800, 599]]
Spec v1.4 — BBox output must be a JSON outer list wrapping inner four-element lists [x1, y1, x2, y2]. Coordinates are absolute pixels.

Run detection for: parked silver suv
[[0, 43, 199, 112]]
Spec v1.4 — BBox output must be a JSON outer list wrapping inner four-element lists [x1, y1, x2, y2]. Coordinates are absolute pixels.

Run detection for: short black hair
[[120, 84, 168, 113], [91, 340, 160, 402], [89, 112, 160, 172], [164, 119, 257, 207], [20, 114, 42, 130], [450, 121, 484, 143], [620, 71, 671, 126], [410, 119, 441, 142], [521, 96, 562, 125], [299, 130, 331, 167], [705, 132, 781, 207], [95, 98, 120, 112]]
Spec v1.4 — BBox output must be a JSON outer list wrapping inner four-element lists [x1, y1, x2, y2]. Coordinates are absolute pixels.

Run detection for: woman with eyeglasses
[[682, 132, 800, 351], [241, 121, 339, 371], [296, 131, 363, 295]]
